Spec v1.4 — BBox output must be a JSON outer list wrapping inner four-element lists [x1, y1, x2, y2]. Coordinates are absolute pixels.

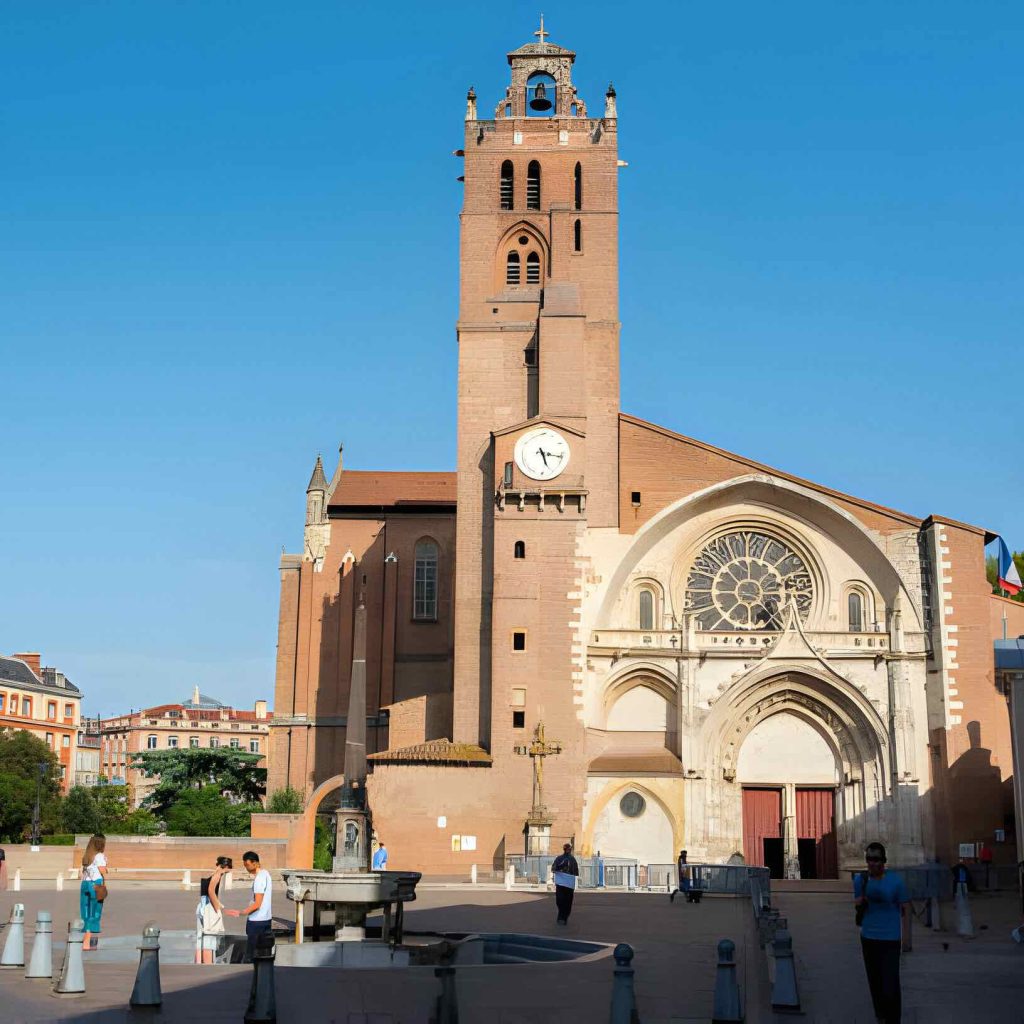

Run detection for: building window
[[514, 540, 526, 559], [48, 702, 57, 719], [527, 161, 541, 209], [64, 704, 73, 718], [190, 737, 200, 748], [413, 539, 439, 620], [229, 738, 240, 749], [210, 737, 220, 748], [526, 251, 540, 285], [511, 687, 526, 707], [500, 160, 514, 210], [147, 735, 158, 750], [503, 461, 514, 487], [574, 218, 582, 252], [512, 631, 526, 652], [22, 698, 31, 716], [46, 732, 54, 746], [62, 735, 70, 748], [0, 694, 5, 713], [167, 736, 178, 749], [639, 589, 655, 631], [250, 739, 260, 753], [574, 162, 582, 210], [848, 592, 864, 632], [506, 251, 521, 285], [512, 710, 526, 729]]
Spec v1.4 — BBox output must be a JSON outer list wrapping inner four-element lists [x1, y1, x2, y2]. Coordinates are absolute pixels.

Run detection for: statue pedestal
[[524, 814, 553, 856], [333, 806, 371, 873]]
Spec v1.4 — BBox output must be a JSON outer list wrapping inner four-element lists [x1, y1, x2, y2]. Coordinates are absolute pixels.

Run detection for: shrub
[[266, 786, 304, 815]]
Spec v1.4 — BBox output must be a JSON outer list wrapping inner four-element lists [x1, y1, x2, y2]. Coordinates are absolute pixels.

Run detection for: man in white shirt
[[225, 849, 272, 959]]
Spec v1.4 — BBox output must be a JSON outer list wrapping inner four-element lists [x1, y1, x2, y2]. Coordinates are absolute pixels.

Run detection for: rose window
[[685, 531, 813, 631]]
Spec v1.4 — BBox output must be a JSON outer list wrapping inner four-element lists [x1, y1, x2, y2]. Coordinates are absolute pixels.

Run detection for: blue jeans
[[245, 918, 272, 961]]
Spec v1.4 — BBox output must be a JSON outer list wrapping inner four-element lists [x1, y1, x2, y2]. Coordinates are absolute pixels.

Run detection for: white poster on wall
[[437, 816, 447, 828], [460, 835, 477, 851]]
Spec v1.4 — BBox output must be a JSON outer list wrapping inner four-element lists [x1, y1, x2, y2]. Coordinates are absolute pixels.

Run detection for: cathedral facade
[[269, 32, 1016, 877]]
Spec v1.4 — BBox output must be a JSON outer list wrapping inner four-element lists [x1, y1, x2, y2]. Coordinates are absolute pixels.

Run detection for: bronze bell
[[530, 81, 552, 112]]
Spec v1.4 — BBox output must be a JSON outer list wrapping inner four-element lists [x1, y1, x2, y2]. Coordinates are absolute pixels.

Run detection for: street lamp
[[29, 761, 47, 847]]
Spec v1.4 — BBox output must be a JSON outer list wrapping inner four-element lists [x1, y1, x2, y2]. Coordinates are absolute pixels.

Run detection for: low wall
[[71, 835, 292, 871], [250, 812, 311, 868], [0, 844, 76, 876]]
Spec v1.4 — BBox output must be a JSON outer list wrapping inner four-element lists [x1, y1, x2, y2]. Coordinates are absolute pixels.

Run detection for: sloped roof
[[368, 738, 492, 765], [588, 748, 684, 775], [0, 655, 41, 687], [508, 41, 574, 59], [328, 471, 457, 510]]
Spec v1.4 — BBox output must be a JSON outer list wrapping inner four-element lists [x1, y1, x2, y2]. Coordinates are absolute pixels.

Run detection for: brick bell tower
[[453, 15, 622, 823]]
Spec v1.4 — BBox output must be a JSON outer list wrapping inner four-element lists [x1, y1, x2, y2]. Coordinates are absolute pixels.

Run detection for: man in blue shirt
[[854, 841, 908, 1023], [372, 841, 388, 870]]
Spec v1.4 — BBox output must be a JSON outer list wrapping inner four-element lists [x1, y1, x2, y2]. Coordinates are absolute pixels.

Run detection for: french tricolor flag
[[997, 537, 1022, 596]]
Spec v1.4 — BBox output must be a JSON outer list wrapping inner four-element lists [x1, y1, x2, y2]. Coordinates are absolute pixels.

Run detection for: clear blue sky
[[3, 2, 1021, 716]]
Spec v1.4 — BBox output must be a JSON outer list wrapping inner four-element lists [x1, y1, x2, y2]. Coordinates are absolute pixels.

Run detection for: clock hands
[[536, 447, 549, 467], [535, 446, 565, 470]]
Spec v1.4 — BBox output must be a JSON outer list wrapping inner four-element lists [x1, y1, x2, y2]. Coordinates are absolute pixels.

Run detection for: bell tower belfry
[[453, 27, 621, 751]]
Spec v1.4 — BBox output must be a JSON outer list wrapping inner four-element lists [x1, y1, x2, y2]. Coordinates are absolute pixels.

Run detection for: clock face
[[514, 427, 571, 481]]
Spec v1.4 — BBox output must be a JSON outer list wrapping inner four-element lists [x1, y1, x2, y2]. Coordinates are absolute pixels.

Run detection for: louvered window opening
[[527, 162, 541, 210], [526, 252, 540, 284], [506, 252, 521, 285], [500, 161, 514, 210]]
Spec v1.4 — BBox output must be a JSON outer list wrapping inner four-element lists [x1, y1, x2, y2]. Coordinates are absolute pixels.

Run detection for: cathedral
[[269, 29, 1020, 877]]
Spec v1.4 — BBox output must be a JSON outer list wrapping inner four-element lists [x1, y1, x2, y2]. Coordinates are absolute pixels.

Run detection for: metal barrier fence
[[505, 856, 769, 896]]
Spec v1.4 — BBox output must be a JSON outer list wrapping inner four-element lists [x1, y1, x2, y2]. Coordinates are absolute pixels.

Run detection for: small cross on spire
[[534, 14, 549, 46]]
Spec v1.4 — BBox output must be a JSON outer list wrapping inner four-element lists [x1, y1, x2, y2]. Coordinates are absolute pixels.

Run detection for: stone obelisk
[[334, 589, 371, 872]]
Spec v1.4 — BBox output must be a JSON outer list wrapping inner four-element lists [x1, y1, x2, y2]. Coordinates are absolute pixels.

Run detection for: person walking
[[854, 841, 908, 1024], [552, 843, 579, 925], [195, 856, 232, 964], [225, 850, 273, 960], [670, 849, 691, 903], [80, 834, 108, 951], [372, 840, 388, 870]]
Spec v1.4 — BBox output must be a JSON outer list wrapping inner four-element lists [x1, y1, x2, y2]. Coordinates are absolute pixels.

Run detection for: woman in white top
[[195, 856, 231, 963], [80, 833, 108, 951]]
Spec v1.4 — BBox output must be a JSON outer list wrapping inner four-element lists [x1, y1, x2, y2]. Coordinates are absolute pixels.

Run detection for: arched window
[[848, 592, 864, 632], [527, 161, 541, 210], [526, 251, 540, 285], [574, 219, 582, 252], [514, 541, 526, 559], [414, 539, 439, 620], [639, 590, 655, 631], [500, 160, 514, 210], [574, 162, 582, 210], [506, 251, 521, 285]]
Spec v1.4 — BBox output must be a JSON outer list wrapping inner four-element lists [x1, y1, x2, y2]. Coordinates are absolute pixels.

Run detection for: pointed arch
[[494, 222, 549, 292]]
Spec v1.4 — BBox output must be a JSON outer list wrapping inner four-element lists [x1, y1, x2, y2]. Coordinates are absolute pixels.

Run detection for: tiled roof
[[0, 655, 42, 686], [588, 749, 684, 775], [328, 471, 456, 510], [368, 739, 492, 765]]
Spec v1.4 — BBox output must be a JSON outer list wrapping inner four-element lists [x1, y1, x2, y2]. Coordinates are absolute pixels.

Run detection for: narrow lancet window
[[574, 219, 582, 252], [527, 161, 541, 210], [848, 592, 864, 632], [574, 162, 582, 210], [500, 160, 514, 210], [506, 251, 521, 285], [526, 251, 540, 285]]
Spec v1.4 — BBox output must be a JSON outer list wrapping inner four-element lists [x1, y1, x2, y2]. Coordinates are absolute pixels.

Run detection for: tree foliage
[[266, 786, 304, 814], [130, 748, 266, 815], [164, 785, 260, 837], [61, 786, 103, 835], [987, 551, 1024, 603], [0, 729, 63, 840]]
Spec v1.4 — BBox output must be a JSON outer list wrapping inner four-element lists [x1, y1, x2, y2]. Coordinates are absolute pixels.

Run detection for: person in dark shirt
[[551, 843, 580, 925]]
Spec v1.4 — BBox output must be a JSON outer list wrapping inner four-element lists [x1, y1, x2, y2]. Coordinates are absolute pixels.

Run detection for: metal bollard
[[434, 964, 459, 1024], [770, 930, 800, 1013], [53, 918, 86, 998], [955, 881, 975, 938], [26, 911, 53, 980], [711, 938, 743, 1023], [1, 903, 26, 969], [129, 923, 162, 1008], [244, 930, 277, 1023], [609, 943, 639, 1024]]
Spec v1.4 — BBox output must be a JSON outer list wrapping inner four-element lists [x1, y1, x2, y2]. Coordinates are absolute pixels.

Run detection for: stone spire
[[304, 454, 330, 570], [306, 455, 328, 494]]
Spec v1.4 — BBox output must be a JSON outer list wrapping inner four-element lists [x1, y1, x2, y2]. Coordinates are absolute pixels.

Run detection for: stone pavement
[[0, 882, 1021, 1022]]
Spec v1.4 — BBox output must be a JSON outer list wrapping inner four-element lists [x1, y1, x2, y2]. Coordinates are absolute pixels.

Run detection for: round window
[[619, 792, 646, 818], [518, 235, 529, 245]]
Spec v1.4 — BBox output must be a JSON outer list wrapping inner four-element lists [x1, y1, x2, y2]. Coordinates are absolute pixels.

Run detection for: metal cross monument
[[534, 15, 549, 46], [514, 721, 562, 818]]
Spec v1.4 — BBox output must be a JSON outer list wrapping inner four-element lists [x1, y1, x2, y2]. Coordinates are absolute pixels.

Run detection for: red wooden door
[[795, 787, 838, 879], [742, 787, 782, 868]]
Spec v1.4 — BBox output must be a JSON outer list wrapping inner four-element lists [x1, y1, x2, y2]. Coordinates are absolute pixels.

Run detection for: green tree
[[130, 748, 266, 815], [122, 808, 161, 835], [92, 783, 135, 831], [313, 816, 335, 871], [0, 729, 63, 840], [164, 785, 260, 837], [266, 786, 304, 814], [61, 786, 102, 835], [988, 551, 1024, 603]]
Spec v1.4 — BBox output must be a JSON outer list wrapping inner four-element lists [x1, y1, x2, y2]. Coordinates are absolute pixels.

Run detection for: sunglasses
[[865, 856, 884, 863]]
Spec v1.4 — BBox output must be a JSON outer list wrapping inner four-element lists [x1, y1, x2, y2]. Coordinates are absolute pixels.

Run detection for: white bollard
[[182, 869, 192, 890], [224, 870, 234, 891], [26, 911, 53, 980], [470, 863, 478, 885], [546, 865, 554, 890], [955, 881, 975, 938], [12, 868, 21, 892], [504, 864, 515, 891], [130, 923, 162, 1008], [711, 938, 743, 1023], [53, 918, 86, 998], [1, 904, 26, 969], [56, 872, 64, 892]]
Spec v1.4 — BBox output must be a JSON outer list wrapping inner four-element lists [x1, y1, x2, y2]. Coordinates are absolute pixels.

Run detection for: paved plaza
[[0, 882, 1021, 1022]]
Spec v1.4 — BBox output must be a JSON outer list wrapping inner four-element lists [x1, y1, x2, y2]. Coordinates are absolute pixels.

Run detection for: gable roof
[[328, 471, 457, 512]]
